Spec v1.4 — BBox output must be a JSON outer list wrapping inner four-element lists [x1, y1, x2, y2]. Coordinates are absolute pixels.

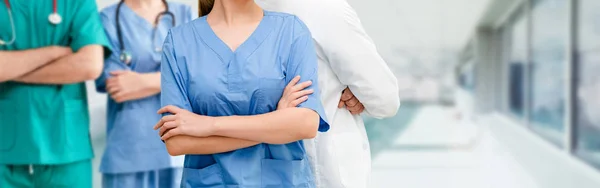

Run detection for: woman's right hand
[[277, 76, 314, 110]]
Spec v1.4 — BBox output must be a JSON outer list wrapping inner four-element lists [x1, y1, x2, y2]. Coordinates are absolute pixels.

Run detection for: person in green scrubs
[[0, 0, 111, 187]]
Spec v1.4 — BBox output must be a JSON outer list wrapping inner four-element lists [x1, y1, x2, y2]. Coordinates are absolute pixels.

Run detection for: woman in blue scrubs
[[153, 0, 329, 187], [95, 0, 193, 187]]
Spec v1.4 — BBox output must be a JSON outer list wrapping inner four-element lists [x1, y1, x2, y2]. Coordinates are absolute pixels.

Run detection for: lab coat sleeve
[[313, 0, 400, 119], [95, 12, 131, 93], [287, 19, 330, 132], [160, 31, 193, 113]]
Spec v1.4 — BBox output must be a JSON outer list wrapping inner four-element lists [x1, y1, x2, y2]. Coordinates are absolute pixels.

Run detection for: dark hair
[[199, 0, 214, 17]]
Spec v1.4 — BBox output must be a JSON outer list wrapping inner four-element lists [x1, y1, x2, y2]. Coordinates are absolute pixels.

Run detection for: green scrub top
[[0, 0, 111, 165]]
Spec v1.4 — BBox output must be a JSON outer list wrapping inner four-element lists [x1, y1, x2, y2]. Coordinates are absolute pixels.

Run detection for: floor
[[367, 104, 539, 188]]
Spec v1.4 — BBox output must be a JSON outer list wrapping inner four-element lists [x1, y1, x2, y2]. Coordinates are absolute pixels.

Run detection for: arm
[[14, 45, 104, 84], [304, 0, 400, 118], [96, 11, 131, 93], [164, 77, 313, 155], [0, 46, 71, 82], [159, 31, 259, 155], [105, 71, 161, 102], [165, 136, 258, 156], [213, 108, 320, 144]]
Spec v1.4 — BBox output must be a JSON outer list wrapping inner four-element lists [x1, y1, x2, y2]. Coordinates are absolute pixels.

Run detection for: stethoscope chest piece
[[120, 51, 132, 65], [48, 12, 62, 25]]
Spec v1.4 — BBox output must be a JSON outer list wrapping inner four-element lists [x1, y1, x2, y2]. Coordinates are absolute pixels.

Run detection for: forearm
[[0, 47, 69, 82], [136, 72, 161, 97], [165, 135, 259, 156], [14, 45, 104, 84], [213, 108, 320, 144]]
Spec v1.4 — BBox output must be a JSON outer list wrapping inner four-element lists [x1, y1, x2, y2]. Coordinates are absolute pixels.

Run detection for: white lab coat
[[256, 0, 400, 187]]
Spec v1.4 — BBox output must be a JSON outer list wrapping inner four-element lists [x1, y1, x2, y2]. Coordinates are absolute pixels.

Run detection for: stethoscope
[[0, 0, 62, 46], [115, 0, 176, 65]]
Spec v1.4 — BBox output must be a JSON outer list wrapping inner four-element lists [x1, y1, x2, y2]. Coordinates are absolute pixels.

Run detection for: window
[[459, 60, 475, 92], [575, 0, 600, 168], [529, 0, 568, 147], [507, 9, 527, 118]]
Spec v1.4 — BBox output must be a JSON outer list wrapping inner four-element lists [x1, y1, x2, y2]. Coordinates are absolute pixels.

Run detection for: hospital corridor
[[2, 0, 600, 187]]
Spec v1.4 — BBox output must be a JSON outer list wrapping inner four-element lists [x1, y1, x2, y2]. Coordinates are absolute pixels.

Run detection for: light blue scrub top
[[161, 11, 330, 187], [96, 2, 193, 174]]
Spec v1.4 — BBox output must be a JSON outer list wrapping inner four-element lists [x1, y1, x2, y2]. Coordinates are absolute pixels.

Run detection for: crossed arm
[[0, 45, 104, 84], [156, 77, 320, 156]]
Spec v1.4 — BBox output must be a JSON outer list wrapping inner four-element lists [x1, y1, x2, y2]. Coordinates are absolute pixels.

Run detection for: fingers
[[290, 96, 309, 107], [159, 120, 179, 136], [338, 100, 345, 108], [348, 103, 364, 115], [153, 115, 177, 130], [161, 127, 181, 140], [106, 85, 120, 96], [292, 80, 312, 92], [110, 92, 129, 103], [340, 88, 353, 101], [289, 89, 314, 101], [285, 76, 301, 92], [344, 96, 359, 107], [157, 105, 182, 115]]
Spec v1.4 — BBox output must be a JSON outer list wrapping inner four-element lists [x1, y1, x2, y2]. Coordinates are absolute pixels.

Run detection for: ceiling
[[345, 0, 492, 52]]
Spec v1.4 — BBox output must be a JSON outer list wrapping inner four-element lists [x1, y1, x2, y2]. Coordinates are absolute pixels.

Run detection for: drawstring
[[155, 169, 159, 188], [28, 165, 34, 175]]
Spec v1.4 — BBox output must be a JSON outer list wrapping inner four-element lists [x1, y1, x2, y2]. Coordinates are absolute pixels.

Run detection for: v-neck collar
[[120, 2, 172, 29], [195, 10, 275, 63]]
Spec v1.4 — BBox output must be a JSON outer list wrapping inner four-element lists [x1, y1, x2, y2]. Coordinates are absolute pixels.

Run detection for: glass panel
[[507, 10, 527, 117], [575, 0, 600, 169], [529, 0, 568, 147], [459, 60, 475, 92]]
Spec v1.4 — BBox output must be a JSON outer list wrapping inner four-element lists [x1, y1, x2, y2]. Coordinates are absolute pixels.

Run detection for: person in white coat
[[256, 0, 400, 187]]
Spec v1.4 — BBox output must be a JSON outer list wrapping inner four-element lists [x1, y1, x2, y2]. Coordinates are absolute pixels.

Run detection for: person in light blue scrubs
[[95, 0, 193, 187], [153, 0, 329, 187]]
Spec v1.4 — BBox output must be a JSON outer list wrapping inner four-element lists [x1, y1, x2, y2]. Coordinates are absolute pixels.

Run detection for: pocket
[[183, 163, 224, 187], [63, 100, 90, 150], [261, 159, 311, 187], [0, 100, 17, 151]]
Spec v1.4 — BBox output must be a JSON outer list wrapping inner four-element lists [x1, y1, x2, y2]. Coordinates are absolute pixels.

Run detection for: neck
[[209, 0, 263, 25], [124, 0, 164, 9]]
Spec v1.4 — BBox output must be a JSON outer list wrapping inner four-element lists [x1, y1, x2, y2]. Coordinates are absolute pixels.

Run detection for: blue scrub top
[[161, 11, 330, 187], [96, 2, 194, 174]]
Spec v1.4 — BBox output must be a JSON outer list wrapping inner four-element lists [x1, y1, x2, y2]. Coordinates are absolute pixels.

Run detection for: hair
[[198, 0, 215, 17]]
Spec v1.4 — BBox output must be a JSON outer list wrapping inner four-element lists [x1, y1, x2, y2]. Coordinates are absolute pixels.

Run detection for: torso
[[98, 2, 192, 173], [168, 11, 317, 187]]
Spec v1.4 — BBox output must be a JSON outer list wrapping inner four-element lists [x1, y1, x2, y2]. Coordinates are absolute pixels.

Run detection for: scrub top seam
[[191, 20, 226, 63]]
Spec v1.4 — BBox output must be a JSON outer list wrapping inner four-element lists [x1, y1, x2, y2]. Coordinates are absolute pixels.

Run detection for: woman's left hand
[[153, 105, 216, 140]]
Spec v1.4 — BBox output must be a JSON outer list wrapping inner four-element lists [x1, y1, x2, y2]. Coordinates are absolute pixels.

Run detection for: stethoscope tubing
[[116, 0, 176, 65]]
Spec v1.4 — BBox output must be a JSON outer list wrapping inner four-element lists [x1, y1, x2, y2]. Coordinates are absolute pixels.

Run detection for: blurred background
[[87, 0, 600, 187]]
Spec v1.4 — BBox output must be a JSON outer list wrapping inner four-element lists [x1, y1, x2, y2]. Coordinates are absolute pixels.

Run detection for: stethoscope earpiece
[[120, 52, 133, 65]]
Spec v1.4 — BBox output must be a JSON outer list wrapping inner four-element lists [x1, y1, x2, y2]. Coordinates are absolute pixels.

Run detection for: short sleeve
[[69, 0, 112, 58], [160, 31, 193, 115], [286, 23, 330, 132], [95, 12, 131, 93]]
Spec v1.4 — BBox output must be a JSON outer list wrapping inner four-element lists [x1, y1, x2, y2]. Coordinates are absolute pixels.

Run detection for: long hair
[[198, 0, 215, 17]]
